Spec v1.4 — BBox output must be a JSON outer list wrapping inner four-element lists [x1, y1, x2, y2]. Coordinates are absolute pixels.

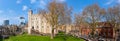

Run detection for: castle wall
[[28, 10, 52, 34]]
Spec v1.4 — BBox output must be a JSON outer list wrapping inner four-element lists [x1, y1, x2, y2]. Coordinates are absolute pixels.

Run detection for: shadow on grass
[[55, 31, 69, 41], [0, 35, 3, 41], [0, 35, 10, 41], [0, 39, 3, 41]]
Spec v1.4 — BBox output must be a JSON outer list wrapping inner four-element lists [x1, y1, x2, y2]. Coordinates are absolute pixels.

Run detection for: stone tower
[[28, 9, 33, 34]]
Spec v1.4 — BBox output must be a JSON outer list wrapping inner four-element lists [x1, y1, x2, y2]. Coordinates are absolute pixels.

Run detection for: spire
[[28, 9, 33, 14]]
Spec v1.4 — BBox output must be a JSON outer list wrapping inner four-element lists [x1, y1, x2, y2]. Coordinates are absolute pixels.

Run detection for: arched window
[[32, 26, 34, 29]]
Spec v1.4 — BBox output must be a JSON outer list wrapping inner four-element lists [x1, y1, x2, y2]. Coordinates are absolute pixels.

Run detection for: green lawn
[[4, 33, 84, 41]]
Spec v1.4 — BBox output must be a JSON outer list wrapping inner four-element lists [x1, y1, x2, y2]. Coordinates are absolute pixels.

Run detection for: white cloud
[[32, 0, 66, 9], [22, 5, 28, 11], [117, 0, 120, 3], [58, 0, 66, 2], [31, 0, 36, 4], [8, 10, 14, 13], [105, 0, 120, 5], [55, 0, 66, 3], [0, 10, 3, 13], [106, 0, 113, 5], [40, 0, 46, 6], [16, 0, 22, 4], [36, 0, 47, 9]]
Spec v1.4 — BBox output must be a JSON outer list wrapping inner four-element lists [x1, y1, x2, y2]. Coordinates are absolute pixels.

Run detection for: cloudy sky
[[0, 0, 119, 25]]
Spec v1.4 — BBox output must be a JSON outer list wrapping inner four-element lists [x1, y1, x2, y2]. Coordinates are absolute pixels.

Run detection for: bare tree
[[105, 5, 120, 41], [74, 13, 84, 29], [82, 4, 101, 38], [57, 3, 72, 34], [46, 0, 64, 39], [37, 0, 72, 39], [74, 12, 89, 36]]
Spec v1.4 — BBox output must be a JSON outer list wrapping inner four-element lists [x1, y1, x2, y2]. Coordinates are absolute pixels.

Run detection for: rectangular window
[[42, 26, 44, 28], [37, 26, 39, 28], [47, 26, 49, 28]]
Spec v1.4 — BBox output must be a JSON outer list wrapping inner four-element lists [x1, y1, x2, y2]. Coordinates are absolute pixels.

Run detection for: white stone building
[[28, 10, 52, 34]]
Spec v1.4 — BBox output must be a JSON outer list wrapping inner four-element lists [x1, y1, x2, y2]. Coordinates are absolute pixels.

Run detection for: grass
[[4, 32, 84, 41]]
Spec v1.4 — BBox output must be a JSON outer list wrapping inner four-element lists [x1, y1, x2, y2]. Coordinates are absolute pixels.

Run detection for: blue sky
[[0, 0, 119, 25]]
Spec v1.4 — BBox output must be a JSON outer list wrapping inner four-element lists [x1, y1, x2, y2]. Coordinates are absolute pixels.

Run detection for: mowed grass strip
[[4, 34, 84, 41]]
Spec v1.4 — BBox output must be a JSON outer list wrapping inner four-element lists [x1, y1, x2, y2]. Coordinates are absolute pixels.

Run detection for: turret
[[28, 9, 33, 34], [28, 9, 33, 15]]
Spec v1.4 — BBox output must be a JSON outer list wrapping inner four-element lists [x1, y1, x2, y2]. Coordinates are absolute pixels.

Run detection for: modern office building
[[4, 20, 9, 26], [20, 17, 25, 25]]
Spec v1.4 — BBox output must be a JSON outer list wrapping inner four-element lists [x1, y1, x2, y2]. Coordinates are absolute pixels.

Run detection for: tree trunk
[[51, 32, 53, 39], [51, 27, 54, 39]]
